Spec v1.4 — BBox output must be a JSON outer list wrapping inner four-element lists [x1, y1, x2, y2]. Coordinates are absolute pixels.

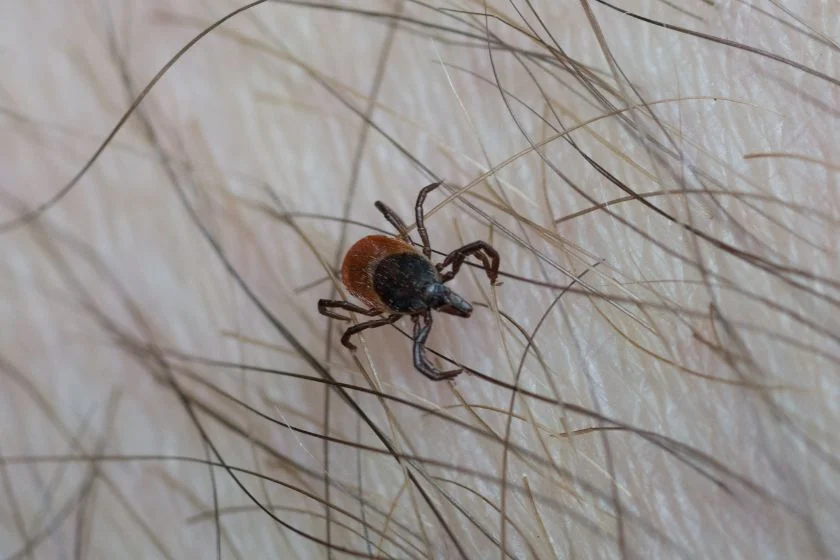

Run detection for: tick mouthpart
[[438, 302, 473, 318], [426, 283, 473, 318]]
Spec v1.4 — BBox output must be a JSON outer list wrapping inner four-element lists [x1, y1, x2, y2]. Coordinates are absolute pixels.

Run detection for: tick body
[[319, 182, 499, 380]]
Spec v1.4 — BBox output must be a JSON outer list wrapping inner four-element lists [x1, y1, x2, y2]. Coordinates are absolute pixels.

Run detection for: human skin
[[1, 0, 837, 558]]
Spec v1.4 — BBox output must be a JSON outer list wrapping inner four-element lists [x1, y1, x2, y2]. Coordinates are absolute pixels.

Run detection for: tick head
[[425, 283, 473, 318]]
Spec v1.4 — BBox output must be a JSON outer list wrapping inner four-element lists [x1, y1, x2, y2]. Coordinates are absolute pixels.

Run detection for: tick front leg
[[412, 313, 462, 381], [437, 241, 500, 285], [414, 181, 443, 259], [340, 314, 401, 351], [318, 299, 381, 321]]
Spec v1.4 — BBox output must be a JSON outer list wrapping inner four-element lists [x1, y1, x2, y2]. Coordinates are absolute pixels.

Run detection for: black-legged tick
[[318, 182, 499, 380]]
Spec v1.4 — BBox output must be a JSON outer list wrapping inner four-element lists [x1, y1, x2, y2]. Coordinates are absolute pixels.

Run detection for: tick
[[318, 182, 500, 380]]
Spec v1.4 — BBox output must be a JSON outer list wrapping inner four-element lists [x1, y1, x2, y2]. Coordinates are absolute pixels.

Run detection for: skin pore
[[1, 1, 837, 558]]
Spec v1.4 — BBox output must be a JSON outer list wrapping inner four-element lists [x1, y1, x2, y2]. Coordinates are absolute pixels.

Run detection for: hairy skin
[[1, 1, 837, 559]]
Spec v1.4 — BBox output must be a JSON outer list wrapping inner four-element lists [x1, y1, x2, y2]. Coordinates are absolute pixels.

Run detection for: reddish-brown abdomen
[[341, 235, 417, 309]]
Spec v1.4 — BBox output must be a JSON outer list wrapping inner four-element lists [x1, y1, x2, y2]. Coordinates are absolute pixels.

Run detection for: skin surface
[[1, 1, 838, 559]]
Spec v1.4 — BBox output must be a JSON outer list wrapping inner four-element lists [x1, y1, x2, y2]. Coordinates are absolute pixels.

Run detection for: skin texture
[[1, 1, 837, 559]]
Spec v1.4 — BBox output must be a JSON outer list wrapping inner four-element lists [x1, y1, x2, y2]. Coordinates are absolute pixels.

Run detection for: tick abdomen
[[340, 234, 438, 312]]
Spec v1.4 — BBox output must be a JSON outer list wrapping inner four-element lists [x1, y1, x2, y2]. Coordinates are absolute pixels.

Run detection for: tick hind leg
[[340, 314, 401, 351], [374, 200, 413, 242], [318, 299, 381, 321], [437, 241, 500, 285], [412, 312, 462, 381]]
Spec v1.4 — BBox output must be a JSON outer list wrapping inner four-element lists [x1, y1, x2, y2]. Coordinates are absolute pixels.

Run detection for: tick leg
[[318, 299, 381, 321], [412, 312, 462, 381], [341, 314, 401, 351], [415, 181, 443, 259], [374, 201, 414, 243], [437, 241, 500, 285]]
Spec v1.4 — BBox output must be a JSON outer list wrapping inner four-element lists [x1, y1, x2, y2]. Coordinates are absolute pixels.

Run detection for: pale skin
[[1, 1, 837, 559]]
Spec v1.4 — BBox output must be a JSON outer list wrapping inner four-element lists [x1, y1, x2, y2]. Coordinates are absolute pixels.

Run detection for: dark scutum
[[373, 252, 439, 313]]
